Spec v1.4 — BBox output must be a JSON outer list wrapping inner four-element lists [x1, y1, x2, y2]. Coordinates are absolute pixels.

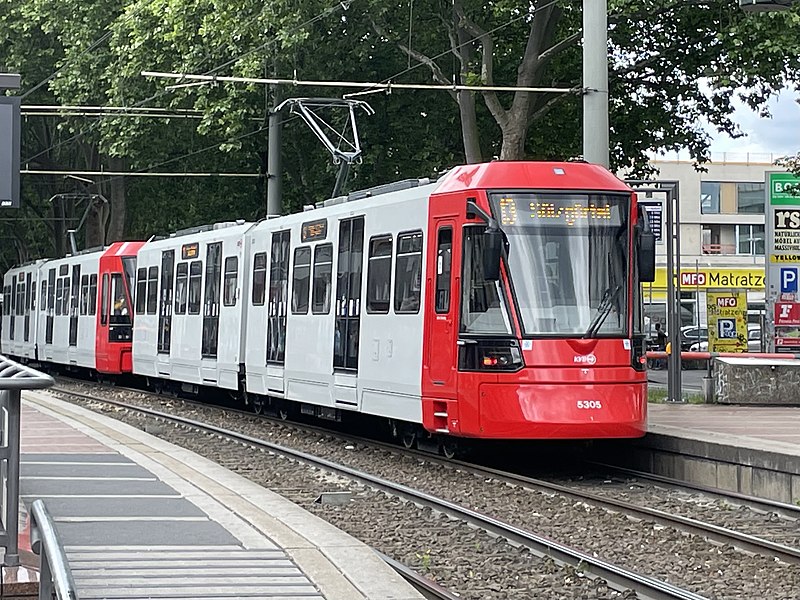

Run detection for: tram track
[[49, 385, 705, 600], [51, 378, 800, 556]]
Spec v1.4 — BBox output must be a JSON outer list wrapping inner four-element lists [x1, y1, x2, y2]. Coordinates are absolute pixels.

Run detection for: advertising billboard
[[765, 171, 800, 351]]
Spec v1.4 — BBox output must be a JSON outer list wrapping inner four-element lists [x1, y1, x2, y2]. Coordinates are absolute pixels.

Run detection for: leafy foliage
[[1, 0, 799, 268]]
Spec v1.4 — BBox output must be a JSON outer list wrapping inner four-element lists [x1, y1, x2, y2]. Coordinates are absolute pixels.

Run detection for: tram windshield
[[489, 192, 630, 337]]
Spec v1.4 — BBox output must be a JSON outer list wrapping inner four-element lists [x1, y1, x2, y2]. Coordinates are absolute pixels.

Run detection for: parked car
[[680, 325, 708, 351]]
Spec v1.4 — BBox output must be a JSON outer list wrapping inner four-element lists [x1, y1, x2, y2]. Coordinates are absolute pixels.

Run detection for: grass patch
[[648, 387, 708, 404]]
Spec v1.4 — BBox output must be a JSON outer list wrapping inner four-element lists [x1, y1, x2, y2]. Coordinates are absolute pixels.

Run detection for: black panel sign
[[301, 219, 327, 242], [0, 97, 21, 209], [182, 243, 199, 260], [639, 200, 663, 242]]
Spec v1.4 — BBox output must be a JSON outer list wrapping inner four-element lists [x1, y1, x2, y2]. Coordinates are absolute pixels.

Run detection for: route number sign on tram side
[[765, 171, 800, 352]]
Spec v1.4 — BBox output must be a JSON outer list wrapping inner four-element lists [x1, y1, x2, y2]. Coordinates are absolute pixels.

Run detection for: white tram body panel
[[36, 252, 101, 369], [132, 222, 254, 391], [244, 181, 435, 424], [1, 261, 42, 360]]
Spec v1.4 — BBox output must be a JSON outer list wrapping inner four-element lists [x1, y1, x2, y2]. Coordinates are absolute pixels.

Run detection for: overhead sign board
[[765, 171, 800, 352], [0, 96, 21, 209]]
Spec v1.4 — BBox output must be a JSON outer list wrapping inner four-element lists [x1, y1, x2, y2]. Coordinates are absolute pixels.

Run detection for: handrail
[[0, 354, 53, 568], [30, 500, 79, 600], [0, 357, 55, 390], [646, 350, 800, 360]]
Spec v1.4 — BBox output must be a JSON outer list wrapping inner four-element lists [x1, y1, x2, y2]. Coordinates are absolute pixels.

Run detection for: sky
[[705, 88, 800, 158]]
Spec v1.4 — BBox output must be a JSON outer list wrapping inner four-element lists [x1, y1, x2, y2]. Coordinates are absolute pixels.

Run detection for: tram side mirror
[[638, 231, 656, 282], [483, 229, 503, 281]]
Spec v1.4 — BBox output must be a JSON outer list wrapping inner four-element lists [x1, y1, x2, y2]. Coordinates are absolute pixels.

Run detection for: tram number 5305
[[576, 400, 603, 409]]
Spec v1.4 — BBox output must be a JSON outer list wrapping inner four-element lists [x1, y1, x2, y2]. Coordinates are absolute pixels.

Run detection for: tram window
[[146, 266, 159, 315], [394, 231, 423, 314], [61, 277, 70, 316], [135, 268, 147, 315], [252, 252, 267, 306], [47, 270, 55, 313], [367, 235, 392, 314], [89, 274, 97, 316], [312, 244, 333, 314], [80, 275, 89, 315], [188, 261, 203, 315], [435, 228, 453, 314], [174, 262, 189, 315], [40, 280, 47, 312], [291, 247, 311, 314], [100, 274, 109, 326], [111, 274, 131, 319], [55, 279, 63, 316], [223, 256, 238, 307]]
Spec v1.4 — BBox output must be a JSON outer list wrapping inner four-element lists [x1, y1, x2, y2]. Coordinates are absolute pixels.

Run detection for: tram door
[[425, 219, 458, 397]]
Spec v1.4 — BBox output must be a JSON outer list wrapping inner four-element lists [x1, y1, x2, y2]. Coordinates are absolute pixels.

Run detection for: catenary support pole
[[582, 0, 609, 168]]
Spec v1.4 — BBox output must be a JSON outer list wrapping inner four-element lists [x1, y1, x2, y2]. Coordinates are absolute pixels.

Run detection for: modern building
[[629, 154, 788, 339]]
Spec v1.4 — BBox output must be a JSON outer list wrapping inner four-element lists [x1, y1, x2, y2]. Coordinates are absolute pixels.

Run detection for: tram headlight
[[458, 339, 524, 372]]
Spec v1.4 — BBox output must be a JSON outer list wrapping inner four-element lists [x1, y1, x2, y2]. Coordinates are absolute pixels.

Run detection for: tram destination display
[[491, 194, 624, 228]]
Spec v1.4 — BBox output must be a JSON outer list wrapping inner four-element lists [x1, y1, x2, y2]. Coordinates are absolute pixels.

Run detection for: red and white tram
[[2, 242, 142, 374], [2, 161, 655, 441]]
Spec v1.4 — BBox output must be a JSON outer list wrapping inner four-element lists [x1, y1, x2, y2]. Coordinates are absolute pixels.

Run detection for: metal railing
[[30, 499, 78, 600], [0, 355, 53, 567]]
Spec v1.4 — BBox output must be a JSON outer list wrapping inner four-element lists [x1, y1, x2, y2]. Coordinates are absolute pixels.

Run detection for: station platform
[[18, 391, 424, 600], [601, 402, 800, 504]]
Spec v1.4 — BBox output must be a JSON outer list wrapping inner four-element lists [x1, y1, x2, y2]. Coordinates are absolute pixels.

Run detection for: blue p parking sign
[[781, 267, 798, 293], [717, 318, 737, 339]]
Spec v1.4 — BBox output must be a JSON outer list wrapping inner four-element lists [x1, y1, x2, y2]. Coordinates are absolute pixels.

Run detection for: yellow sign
[[770, 254, 800, 263], [648, 267, 764, 290], [706, 291, 747, 352]]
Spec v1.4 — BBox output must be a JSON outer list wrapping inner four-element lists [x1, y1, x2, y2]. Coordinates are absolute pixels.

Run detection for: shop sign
[[773, 209, 800, 252], [678, 270, 763, 289], [649, 267, 765, 290], [775, 303, 800, 326], [770, 254, 800, 263], [769, 173, 800, 206], [706, 291, 747, 352]]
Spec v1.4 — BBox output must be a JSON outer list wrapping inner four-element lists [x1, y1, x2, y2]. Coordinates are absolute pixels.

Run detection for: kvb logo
[[573, 354, 597, 365]]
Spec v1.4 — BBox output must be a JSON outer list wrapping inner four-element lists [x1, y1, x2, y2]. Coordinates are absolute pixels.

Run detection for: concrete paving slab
[[55, 520, 240, 547], [35, 496, 206, 518]]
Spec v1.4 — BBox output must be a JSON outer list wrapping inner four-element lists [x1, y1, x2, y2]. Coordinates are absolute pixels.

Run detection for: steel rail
[[51, 388, 704, 600], [590, 463, 800, 520], [376, 551, 462, 600], [431, 458, 800, 565]]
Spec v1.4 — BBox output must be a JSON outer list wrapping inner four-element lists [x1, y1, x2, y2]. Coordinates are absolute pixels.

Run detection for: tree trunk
[[458, 91, 482, 163], [499, 109, 532, 160], [84, 199, 108, 249]]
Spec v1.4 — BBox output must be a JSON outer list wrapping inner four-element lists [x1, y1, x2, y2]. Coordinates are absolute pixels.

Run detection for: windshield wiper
[[583, 285, 622, 338]]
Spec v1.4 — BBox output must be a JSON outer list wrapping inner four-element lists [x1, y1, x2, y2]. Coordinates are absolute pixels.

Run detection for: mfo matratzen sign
[[0, 96, 21, 209]]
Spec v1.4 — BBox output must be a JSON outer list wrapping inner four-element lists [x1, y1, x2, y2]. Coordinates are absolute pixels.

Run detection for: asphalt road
[[647, 365, 707, 391]]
